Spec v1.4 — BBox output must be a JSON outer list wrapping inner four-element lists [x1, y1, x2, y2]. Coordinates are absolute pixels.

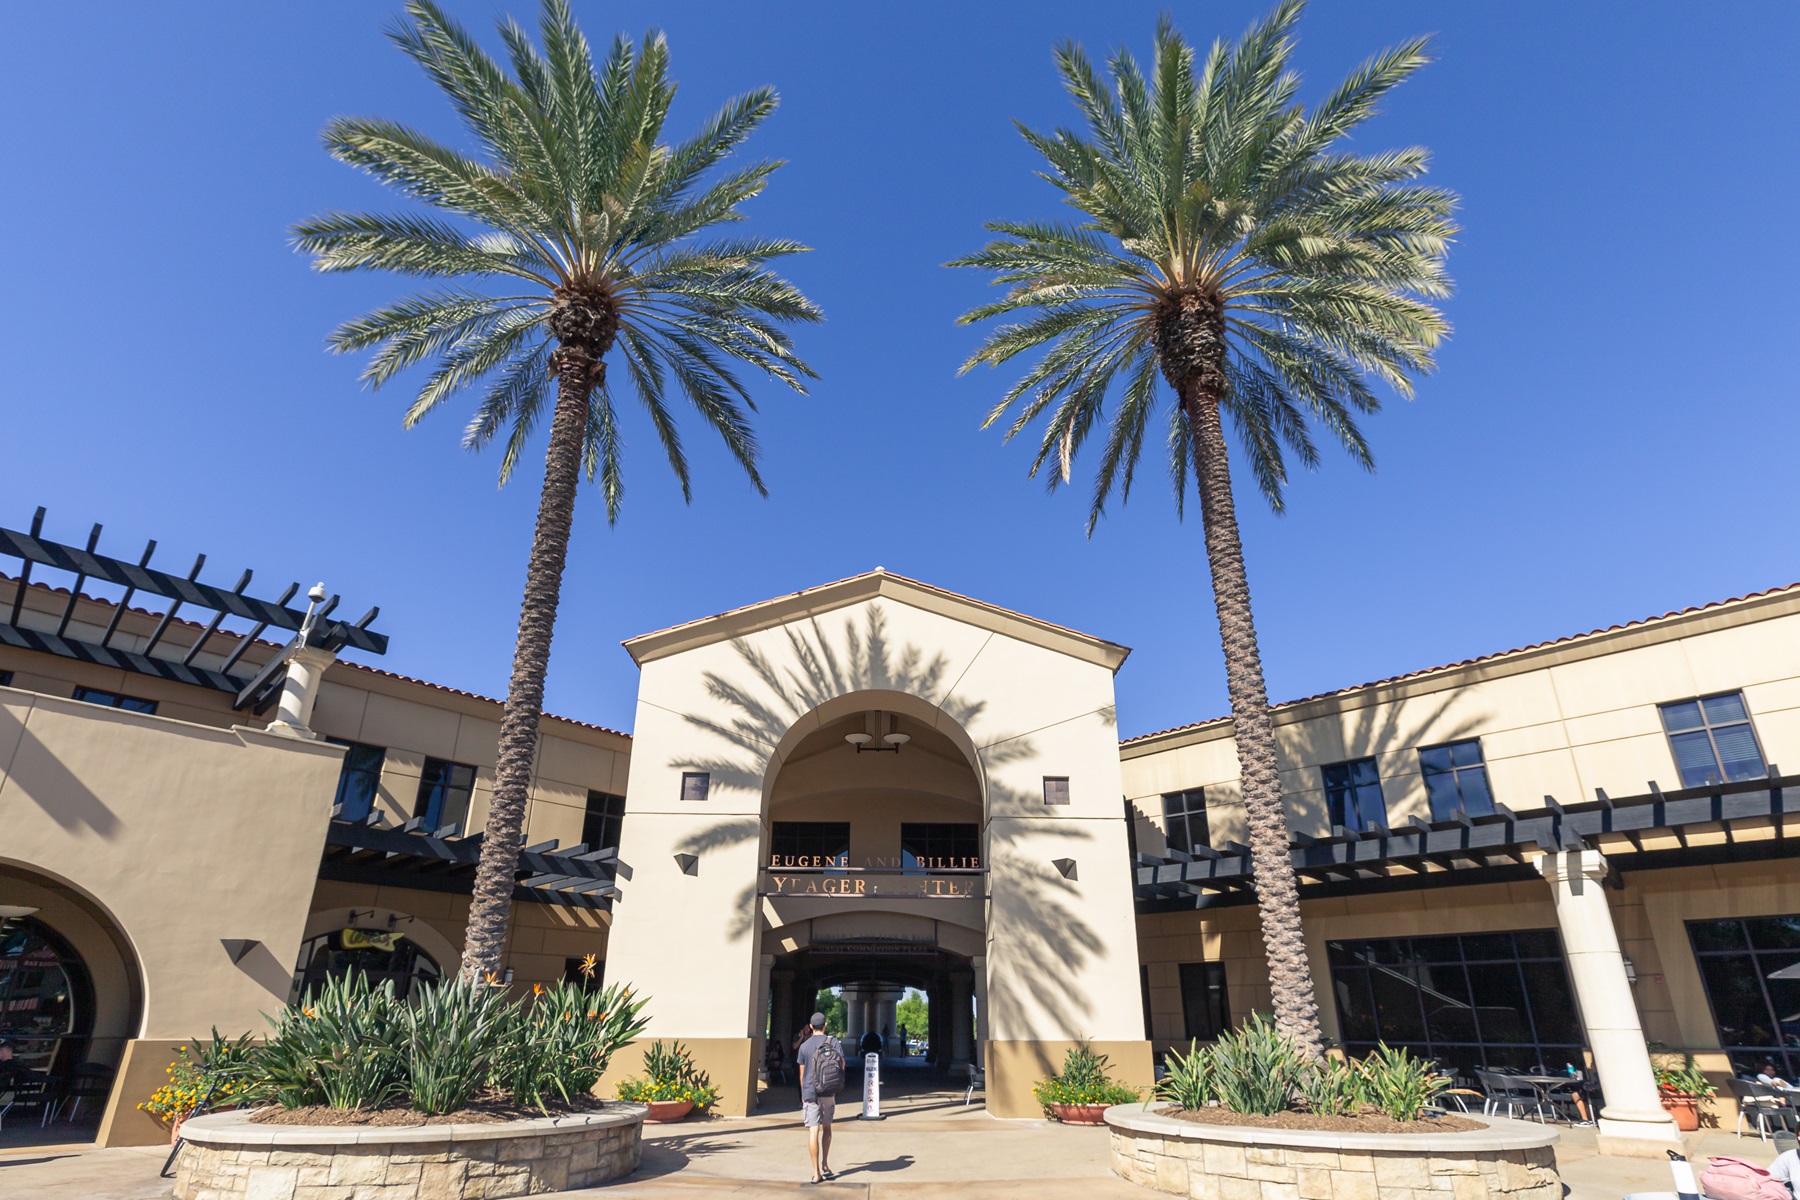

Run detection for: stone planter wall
[[1105, 1104, 1561, 1200], [173, 1106, 646, 1200]]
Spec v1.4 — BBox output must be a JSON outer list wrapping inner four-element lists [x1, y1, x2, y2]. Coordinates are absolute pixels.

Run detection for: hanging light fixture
[[846, 712, 910, 753]]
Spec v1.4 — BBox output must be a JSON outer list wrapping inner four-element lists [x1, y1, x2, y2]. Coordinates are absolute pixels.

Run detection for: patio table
[[1506, 1073, 1589, 1122]]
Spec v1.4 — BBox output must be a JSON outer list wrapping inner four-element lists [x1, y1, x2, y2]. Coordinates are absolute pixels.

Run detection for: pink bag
[[1699, 1155, 1791, 1200]]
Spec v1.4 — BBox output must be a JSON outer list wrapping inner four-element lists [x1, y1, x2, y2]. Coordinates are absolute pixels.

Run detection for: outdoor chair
[[1475, 1069, 1546, 1122], [964, 1065, 985, 1107], [1731, 1078, 1797, 1141], [54, 1062, 115, 1123], [0, 1074, 53, 1131]]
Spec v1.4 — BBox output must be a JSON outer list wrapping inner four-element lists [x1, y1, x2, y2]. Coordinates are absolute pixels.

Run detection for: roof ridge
[[1120, 580, 1800, 746]]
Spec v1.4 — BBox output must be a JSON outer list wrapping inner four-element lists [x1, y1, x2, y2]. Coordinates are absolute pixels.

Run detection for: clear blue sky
[[2, 2, 1796, 739]]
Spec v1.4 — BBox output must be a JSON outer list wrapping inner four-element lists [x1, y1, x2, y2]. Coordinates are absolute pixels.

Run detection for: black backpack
[[811, 1036, 846, 1094]]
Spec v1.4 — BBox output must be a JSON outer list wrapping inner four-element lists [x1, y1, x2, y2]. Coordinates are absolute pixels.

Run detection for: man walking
[[795, 1011, 845, 1185]]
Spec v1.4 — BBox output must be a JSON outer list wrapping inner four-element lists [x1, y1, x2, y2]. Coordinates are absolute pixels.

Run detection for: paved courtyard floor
[[0, 1078, 1779, 1200]]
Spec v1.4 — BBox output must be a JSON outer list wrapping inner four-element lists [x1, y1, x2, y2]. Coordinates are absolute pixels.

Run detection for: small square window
[[0, 670, 12, 687], [1042, 777, 1070, 805], [72, 686, 157, 715], [681, 772, 711, 802]]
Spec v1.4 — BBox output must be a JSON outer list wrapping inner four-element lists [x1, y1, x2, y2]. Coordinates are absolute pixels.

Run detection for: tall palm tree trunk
[[462, 320, 610, 983], [1174, 305, 1325, 1057]]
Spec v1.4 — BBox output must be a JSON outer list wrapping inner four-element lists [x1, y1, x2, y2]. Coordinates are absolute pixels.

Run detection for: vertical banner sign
[[861, 1053, 882, 1120]]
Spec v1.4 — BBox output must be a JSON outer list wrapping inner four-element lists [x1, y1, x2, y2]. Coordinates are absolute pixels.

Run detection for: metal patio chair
[[1475, 1069, 1546, 1122], [0, 1074, 53, 1131], [1730, 1078, 1795, 1141]]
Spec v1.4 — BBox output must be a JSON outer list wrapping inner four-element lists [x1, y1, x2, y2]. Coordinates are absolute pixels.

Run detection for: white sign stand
[[860, 1052, 883, 1120]]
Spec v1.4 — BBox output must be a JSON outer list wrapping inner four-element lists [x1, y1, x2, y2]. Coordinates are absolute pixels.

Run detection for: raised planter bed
[[174, 1105, 646, 1200], [1106, 1103, 1561, 1200]]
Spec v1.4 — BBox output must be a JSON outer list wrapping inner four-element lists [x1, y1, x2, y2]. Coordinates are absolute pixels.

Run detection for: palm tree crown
[[294, 0, 819, 982], [296, 0, 820, 515], [956, 2, 1456, 1057], [956, 0, 1454, 527]]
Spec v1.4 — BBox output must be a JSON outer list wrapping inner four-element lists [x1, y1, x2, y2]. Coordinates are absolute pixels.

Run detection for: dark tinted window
[[1660, 693, 1766, 788], [414, 757, 476, 831], [1162, 790, 1209, 854], [1321, 757, 1387, 833], [769, 822, 850, 867], [1689, 915, 1800, 1078], [1324, 929, 1580, 1078], [681, 772, 710, 802], [583, 791, 625, 852], [901, 823, 980, 870], [72, 686, 157, 715], [326, 740, 385, 823], [1178, 962, 1230, 1040], [1419, 740, 1494, 821], [0, 670, 12, 687]]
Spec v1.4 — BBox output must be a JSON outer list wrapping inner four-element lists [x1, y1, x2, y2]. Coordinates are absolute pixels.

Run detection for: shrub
[[1154, 1040, 1217, 1111], [1356, 1044, 1449, 1121], [1209, 1013, 1304, 1115], [257, 973, 407, 1110], [1651, 1051, 1716, 1099], [403, 978, 513, 1115], [137, 1030, 259, 1124], [504, 980, 651, 1111], [615, 1040, 719, 1109], [1031, 1043, 1141, 1113], [1296, 1055, 1364, 1118]]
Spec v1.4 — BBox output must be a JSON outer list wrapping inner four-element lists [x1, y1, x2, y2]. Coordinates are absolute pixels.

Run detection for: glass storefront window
[[0, 916, 94, 1074], [1325, 929, 1584, 1078], [288, 929, 443, 1004], [1688, 915, 1800, 1077]]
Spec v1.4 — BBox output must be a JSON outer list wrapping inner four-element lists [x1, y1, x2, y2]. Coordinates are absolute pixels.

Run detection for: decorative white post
[[1536, 849, 1682, 1156], [265, 645, 336, 739]]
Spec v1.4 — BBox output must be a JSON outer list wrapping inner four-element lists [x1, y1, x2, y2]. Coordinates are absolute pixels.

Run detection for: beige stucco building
[[3, 516, 1797, 1157]]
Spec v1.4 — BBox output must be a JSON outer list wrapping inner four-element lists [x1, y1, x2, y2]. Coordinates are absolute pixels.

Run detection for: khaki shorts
[[803, 1095, 836, 1127]]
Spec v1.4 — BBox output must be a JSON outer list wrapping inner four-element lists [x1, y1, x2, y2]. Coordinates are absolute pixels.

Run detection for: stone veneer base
[[1105, 1104, 1561, 1200], [173, 1105, 646, 1200]]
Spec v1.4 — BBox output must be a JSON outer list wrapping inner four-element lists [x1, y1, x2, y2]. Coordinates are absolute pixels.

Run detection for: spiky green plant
[[293, 0, 820, 981], [954, 1, 1455, 1056]]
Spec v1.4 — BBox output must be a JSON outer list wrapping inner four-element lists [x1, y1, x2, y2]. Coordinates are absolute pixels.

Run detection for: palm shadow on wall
[[664, 604, 1111, 1038]]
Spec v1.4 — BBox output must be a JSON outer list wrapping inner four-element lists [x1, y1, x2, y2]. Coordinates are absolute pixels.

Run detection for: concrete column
[[971, 955, 988, 1071], [845, 985, 867, 1043], [265, 646, 336, 740], [876, 987, 901, 1053], [950, 974, 974, 1067], [1537, 850, 1682, 1157], [753, 954, 774, 1084], [771, 971, 795, 1051]]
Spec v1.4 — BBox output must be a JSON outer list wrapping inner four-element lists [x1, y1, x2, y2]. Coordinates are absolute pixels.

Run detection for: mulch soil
[[1166, 1106, 1485, 1134], [248, 1093, 612, 1127]]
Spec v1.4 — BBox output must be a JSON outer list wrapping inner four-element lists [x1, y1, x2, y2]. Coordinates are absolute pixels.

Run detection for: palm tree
[[295, 0, 820, 982], [953, 2, 1454, 1055]]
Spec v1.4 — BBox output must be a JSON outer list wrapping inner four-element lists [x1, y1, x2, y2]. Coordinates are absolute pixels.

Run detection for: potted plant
[[616, 1040, 720, 1122], [1651, 1051, 1716, 1132], [1031, 1043, 1141, 1124]]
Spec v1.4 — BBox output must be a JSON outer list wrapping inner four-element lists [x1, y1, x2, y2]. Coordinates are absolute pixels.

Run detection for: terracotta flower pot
[[1660, 1093, 1701, 1132], [168, 1115, 186, 1145], [1049, 1102, 1109, 1125], [644, 1099, 695, 1123]]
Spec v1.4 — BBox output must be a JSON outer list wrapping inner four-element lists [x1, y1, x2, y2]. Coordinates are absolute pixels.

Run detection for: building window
[[1326, 930, 1582, 1077], [326, 740, 386, 823], [1660, 693, 1766, 788], [1688, 915, 1800, 1079], [681, 772, 710, 802], [901, 823, 980, 871], [583, 791, 626, 852], [71, 686, 157, 715], [1042, 777, 1070, 805], [1322, 757, 1388, 833], [1179, 962, 1231, 1041], [0, 670, 12, 687], [414, 757, 476, 831], [769, 822, 850, 868], [289, 928, 442, 1004], [1419, 740, 1494, 821], [1162, 789, 1209, 855]]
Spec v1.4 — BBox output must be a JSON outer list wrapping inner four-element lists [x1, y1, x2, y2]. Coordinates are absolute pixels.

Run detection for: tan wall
[[1121, 591, 1800, 848]]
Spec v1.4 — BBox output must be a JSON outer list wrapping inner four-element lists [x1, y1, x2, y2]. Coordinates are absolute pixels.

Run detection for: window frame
[[1685, 915, 1800, 1079], [582, 790, 626, 852], [1178, 961, 1231, 1041], [1417, 739, 1495, 822], [1320, 756, 1388, 834], [413, 756, 477, 832], [1042, 777, 1070, 805], [1161, 789, 1210, 855], [71, 685, 157, 715], [681, 772, 710, 803], [1658, 691, 1768, 789], [325, 739, 386, 823], [900, 823, 981, 872]]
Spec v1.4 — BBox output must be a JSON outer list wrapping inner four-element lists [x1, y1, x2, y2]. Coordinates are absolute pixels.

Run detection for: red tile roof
[[1120, 581, 1800, 746]]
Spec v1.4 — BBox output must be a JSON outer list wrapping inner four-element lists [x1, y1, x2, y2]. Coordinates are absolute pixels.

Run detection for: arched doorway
[[288, 930, 444, 1002], [0, 915, 95, 1075], [757, 701, 987, 1102]]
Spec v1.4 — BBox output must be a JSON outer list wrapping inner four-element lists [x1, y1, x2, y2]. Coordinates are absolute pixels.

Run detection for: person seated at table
[[0, 1041, 18, 1089], [765, 1039, 789, 1086], [1757, 1059, 1797, 1091]]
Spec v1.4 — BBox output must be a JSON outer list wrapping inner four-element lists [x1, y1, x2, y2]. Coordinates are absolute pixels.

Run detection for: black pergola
[[320, 811, 624, 911], [1136, 770, 1798, 911], [0, 506, 387, 710]]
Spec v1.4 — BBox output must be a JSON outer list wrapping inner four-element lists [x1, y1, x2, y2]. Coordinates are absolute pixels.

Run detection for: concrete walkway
[[0, 1085, 1782, 1200]]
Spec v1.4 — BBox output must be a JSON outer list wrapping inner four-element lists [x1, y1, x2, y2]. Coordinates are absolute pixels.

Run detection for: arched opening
[[757, 697, 987, 1108], [0, 862, 144, 1145], [288, 930, 444, 1003]]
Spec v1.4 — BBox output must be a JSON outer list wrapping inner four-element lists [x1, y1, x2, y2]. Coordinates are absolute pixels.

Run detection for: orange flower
[[484, 971, 501, 986], [533, 983, 544, 997], [579, 953, 598, 977]]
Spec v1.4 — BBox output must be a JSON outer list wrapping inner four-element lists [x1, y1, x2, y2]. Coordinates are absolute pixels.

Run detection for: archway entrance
[[756, 704, 986, 1106]]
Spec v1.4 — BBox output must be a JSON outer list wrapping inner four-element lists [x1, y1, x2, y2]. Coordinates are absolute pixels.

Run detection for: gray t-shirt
[[795, 1033, 833, 1102]]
